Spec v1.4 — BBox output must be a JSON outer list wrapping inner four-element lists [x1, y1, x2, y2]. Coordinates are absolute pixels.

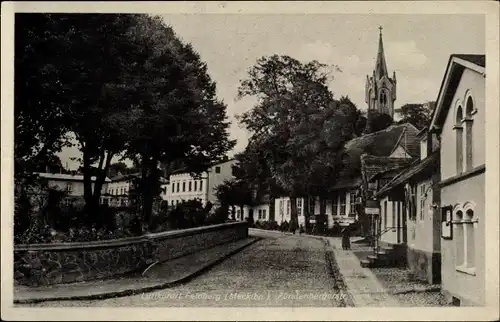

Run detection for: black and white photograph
[[1, 1, 499, 321]]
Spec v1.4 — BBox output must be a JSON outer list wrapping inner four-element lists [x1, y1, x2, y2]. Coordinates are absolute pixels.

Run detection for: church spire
[[375, 26, 388, 80]]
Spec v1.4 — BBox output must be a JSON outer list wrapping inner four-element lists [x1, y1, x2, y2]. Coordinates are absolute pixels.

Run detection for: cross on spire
[[379, 26, 383, 35]]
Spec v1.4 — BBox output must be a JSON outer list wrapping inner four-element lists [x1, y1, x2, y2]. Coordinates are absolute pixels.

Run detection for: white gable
[[389, 145, 412, 158]]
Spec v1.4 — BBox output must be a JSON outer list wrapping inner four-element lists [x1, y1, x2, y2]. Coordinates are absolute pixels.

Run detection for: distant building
[[365, 26, 397, 133], [163, 159, 237, 208], [34, 172, 111, 205], [429, 54, 485, 306]]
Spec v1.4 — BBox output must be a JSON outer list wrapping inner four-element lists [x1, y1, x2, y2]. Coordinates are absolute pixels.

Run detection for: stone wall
[[14, 222, 248, 287]]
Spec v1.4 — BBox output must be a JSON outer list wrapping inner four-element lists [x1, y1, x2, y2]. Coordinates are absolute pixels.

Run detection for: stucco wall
[[47, 180, 107, 197], [379, 196, 404, 245], [440, 173, 484, 306], [440, 68, 485, 181], [14, 222, 248, 287]]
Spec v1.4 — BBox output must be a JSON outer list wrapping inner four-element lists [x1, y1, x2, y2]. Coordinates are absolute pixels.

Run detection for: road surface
[[20, 230, 352, 307]]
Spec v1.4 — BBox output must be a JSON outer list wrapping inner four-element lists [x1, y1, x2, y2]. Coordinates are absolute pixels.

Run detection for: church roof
[[374, 27, 389, 80], [389, 123, 421, 158]]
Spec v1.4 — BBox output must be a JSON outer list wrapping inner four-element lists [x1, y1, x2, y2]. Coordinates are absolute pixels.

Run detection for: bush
[[207, 206, 229, 226], [280, 220, 289, 232]]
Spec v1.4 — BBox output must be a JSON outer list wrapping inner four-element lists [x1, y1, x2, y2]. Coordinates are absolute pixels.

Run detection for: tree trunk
[[231, 205, 236, 220], [305, 196, 312, 231], [289, 196, 298, 233], [269, 197, 275, 222], [82, 144, 94, 225], [91, 150, 114, 211]]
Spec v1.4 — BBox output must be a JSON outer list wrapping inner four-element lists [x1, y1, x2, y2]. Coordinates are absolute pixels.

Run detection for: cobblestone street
[[19, 231, 352, 307]]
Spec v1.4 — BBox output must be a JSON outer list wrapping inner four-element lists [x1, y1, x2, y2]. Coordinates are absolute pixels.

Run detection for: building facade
[[163, 159, 237, 208], [429, 54, 485, 306], [35, 172, 111, 205]]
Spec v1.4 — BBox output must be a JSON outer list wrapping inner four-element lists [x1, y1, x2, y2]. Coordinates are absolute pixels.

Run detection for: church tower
[[365, 26, 397, 121]]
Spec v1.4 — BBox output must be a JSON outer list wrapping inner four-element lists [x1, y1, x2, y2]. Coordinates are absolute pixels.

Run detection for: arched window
[[455, 105, 464, 174], [464, 96, 474, 171], [454, 210, 464, 265]]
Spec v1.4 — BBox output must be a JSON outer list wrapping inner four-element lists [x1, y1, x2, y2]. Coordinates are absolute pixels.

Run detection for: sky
[[57, 14, 485, 170]]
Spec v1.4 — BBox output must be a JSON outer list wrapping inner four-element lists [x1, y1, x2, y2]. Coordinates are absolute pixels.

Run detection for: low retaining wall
[[14, 222, 248, 287]]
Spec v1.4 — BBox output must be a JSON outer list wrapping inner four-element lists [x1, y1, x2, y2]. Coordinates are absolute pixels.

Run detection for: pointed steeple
[[375, 26, 388, 80]]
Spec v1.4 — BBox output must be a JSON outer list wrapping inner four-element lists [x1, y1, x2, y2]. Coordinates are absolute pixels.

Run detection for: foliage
[[15, 14, 234, 231], [395, 102, 436, 130], [366, 110, 394, 133]]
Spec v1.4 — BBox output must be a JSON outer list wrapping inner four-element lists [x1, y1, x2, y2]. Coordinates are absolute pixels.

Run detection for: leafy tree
[[121, 16, 235, 230], [108, 162, 131, 177], [395, 102, 436, 130], [365, 110, 394, 133], [237, 55, 343, 232], [215, 180, 238, 219]]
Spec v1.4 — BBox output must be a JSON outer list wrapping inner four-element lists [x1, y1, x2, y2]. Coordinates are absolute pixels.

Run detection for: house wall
[[47, 180, 107, 197], [238, 204, 271, 221], [440, 68, 485, 180], [390, 145, 411, 158], [207, 160, 238, 205], [439, 67, 485, 306], [407, 177, 441, 284], [379, 196, 404, 245], [165, 172, 208, 206], [107, 180, 131, 196]]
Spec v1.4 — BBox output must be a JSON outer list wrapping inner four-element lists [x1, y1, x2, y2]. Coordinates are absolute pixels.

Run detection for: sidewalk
[[324, 237, 401, 307], [14, 237, 259, 304]]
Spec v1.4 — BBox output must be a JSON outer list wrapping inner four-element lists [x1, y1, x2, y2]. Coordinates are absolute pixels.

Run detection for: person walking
[[341, 227, 351, 250]]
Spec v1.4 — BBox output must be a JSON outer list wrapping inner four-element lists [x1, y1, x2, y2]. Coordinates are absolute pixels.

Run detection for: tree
[[237, 55, 343, 232], [108, 162, 130, 177], [215, 180, 238, 220], [365, 110, 394, 133], [395, 102, 436, 130], [121, 16, 235, 230], [15, 14, 144, 225]]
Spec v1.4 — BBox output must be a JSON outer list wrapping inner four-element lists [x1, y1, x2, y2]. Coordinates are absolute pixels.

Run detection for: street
[[20, 230, 352, 307]]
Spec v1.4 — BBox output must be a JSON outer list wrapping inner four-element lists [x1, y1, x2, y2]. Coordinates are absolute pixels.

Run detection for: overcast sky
[[58, 14, 485, 170]]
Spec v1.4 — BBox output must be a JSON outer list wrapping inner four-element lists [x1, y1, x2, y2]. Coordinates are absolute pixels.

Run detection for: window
[[194, 180, 197, 191], [455, 105, 464, 174], [339, 194, 346, 215], [171, 183, 175, 193], [286, 200, 290, 217], [279, 200, 284, 218], [258, 209, 262, 219], [384, 201, 388, 229], [392, 202, 396, 231], [349, 193, 356, 216], [262, 209, 267, 220], [465, 96, 474, 171], [309, 197, 315, 216], [453, 205, 478, 274], [215, 166, 221, 174], [66, 183, 73, 192], [297, 198, 303, 216], [176, 182, 180, 193], [189, 181, 192, 191], [199, 180, 203, 191], [332, 194, 338, 216], [182, 182, 186, 192], [420, 184, 426, 221]]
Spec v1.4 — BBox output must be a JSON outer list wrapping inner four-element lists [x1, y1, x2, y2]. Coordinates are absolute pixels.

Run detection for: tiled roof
[[36, 172, 111, 182], [360, 154, 413, 183], [376, 150, 440, 197], [340, 123, 419, 180], [390, 124, 421, 158]]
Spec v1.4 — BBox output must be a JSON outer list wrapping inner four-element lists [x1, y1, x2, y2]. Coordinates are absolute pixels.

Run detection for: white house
[[163, 159, 237, 208], [429, 54, 485, 306]]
